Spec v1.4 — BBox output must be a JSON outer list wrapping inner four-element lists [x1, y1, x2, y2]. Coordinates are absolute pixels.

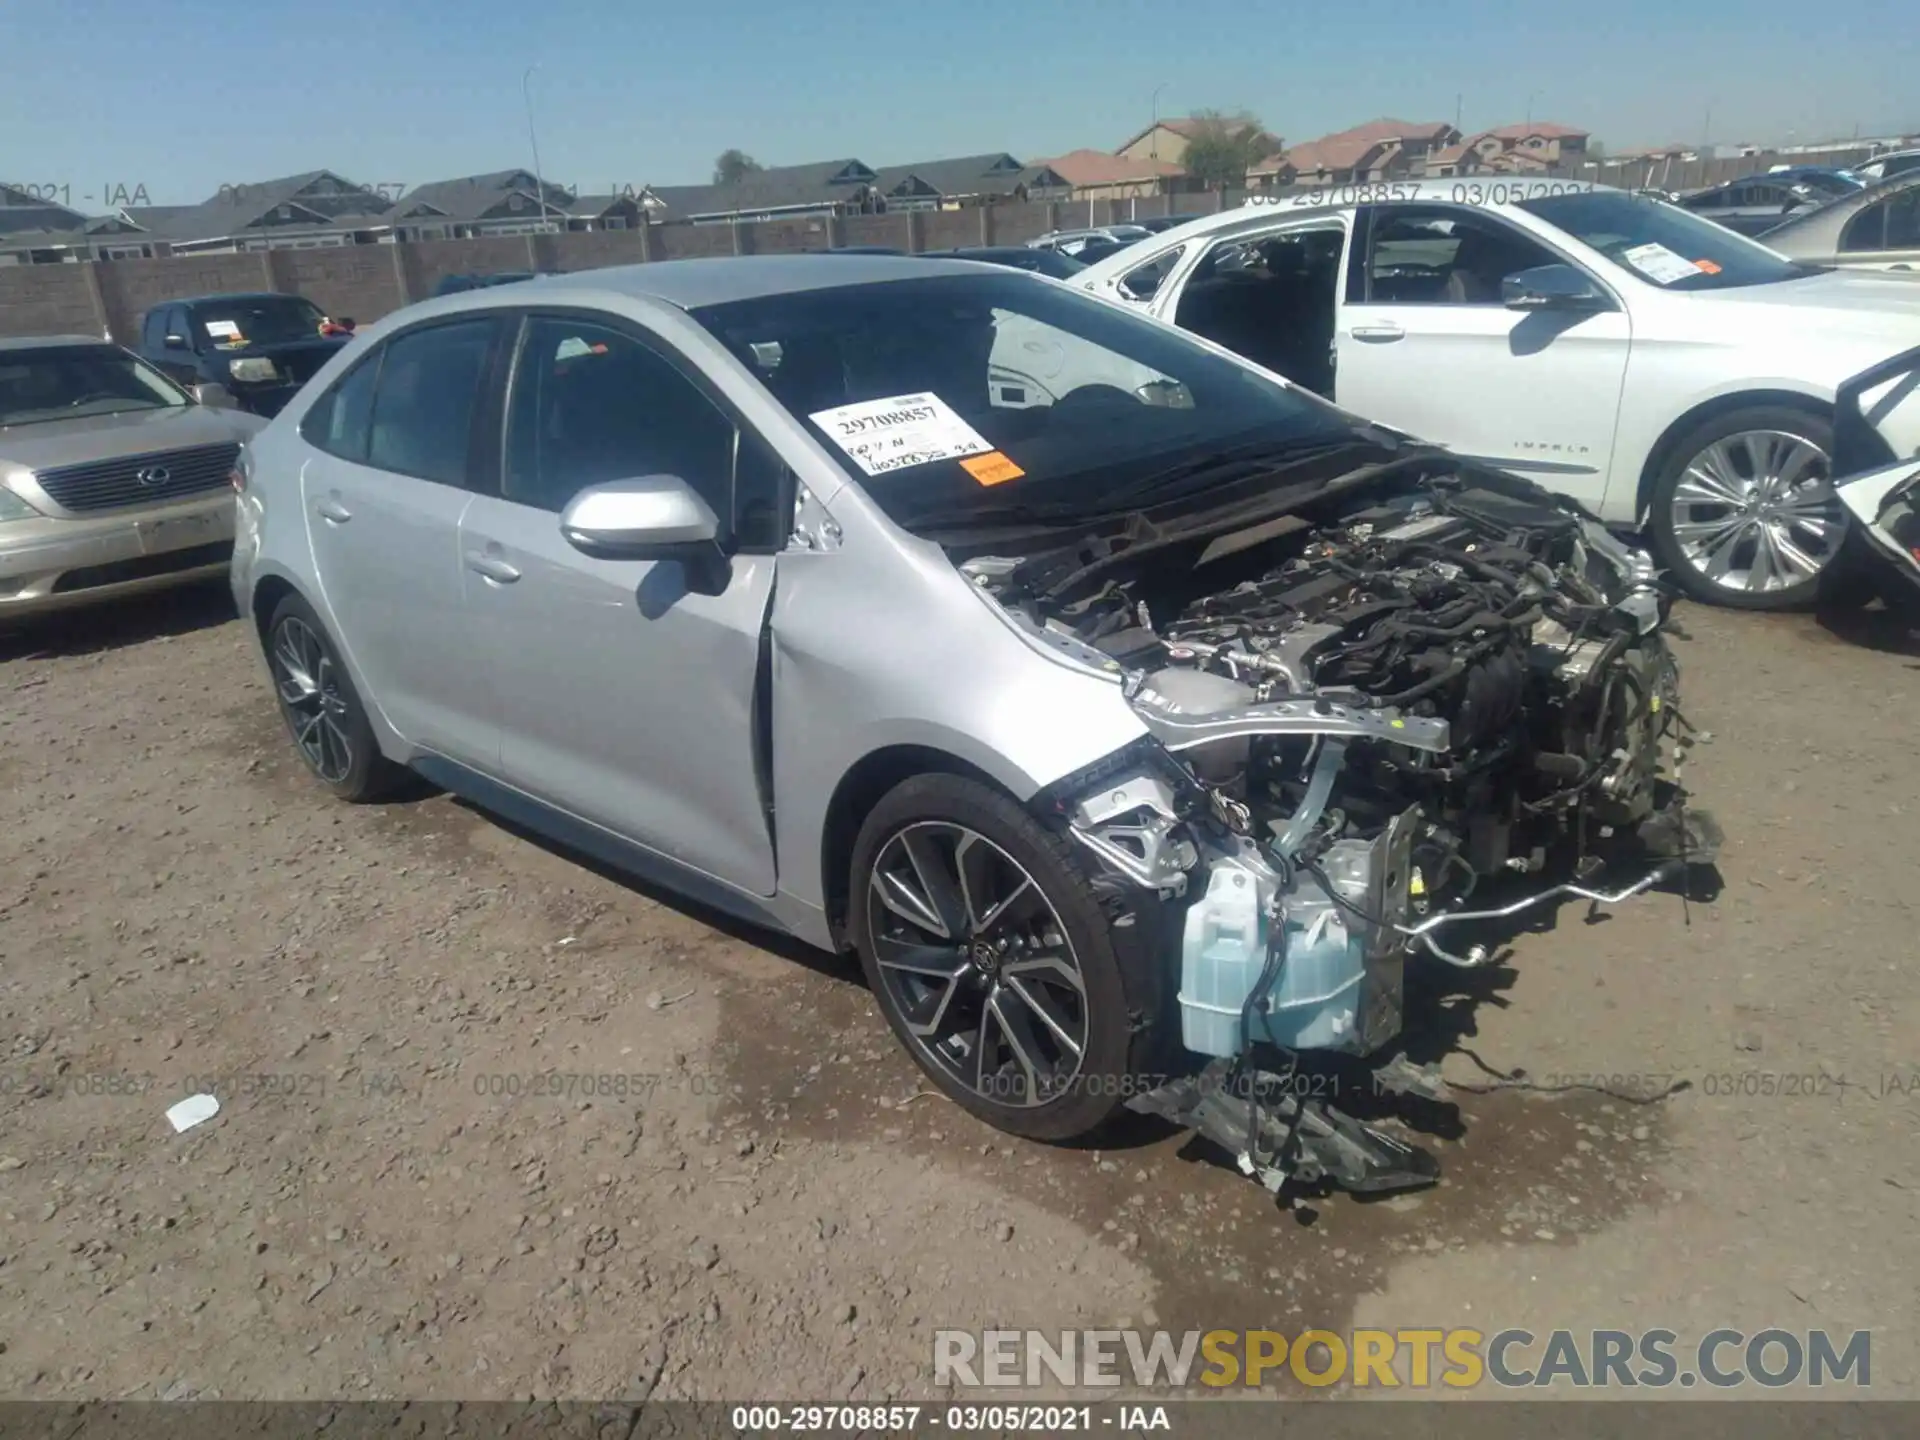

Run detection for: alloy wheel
[[1668, 428, 1847, 595], [865, 822, 1090, 1108], [269, 616, 356, 784]]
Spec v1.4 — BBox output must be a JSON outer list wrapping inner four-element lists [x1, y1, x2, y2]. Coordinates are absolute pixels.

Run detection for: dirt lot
[[0, 582, 1917, 1403]]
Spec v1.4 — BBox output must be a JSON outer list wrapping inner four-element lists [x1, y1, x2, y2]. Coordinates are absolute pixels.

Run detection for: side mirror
[[192, 381, 240, 409], [560, 475, 722, 562], [1502, 263, 1609, 312]]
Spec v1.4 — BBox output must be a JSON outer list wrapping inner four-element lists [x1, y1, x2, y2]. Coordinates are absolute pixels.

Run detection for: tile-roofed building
[[1258, 119, 1462, 187], [1034, 149, 1188, 199], [1115, 117, 1283, 167], [3, 184, 195, 262]]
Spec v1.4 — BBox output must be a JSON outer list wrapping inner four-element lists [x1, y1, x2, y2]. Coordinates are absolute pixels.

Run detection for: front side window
[[1360, 205, 1562, 305], [365, 319, 497, 485], [187, 295, 328, 349], [0, 344, 187, 427], [503, 317, 740, 534], [1519, 190, 1817, 291], [690, 271, 1354, 535]]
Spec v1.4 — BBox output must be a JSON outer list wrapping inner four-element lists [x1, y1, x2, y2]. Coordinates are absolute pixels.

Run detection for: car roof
[[419, 254, 999, 311], [0, 334, 117, 354]]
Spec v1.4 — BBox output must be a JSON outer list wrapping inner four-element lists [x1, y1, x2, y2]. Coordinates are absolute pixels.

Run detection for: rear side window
[[1842, 191, 1920, 253], [365, 319, 498, 485]]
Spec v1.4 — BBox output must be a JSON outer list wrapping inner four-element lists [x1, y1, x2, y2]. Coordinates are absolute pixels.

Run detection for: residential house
[[646, 158, 886, 225], [564, 192, 649, 232], [1456, 122, 1590, 171], [390, 170, 577, 240], [868, 153, 1068, 211], [1114, 117, 1283, 167], [0, 184, 160, 263], [1035, 149, 1188, 200], [645, 153, 1068, 224], [124, 171, 396, 254], [1252, 119, 1461, 188]]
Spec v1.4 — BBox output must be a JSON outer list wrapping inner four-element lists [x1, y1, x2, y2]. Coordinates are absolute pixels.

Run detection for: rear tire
[[264, 592, 405, 802], [848, 772, 1168, 1143], [1646, 405, 1850, 611]]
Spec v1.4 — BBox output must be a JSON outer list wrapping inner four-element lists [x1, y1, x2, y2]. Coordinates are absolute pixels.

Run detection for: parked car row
[[9, 220, 1920, 1195], [1070, 179, 1920, 610]]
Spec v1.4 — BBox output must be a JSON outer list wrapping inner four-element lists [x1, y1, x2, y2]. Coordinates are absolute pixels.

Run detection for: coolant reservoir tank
[[1178, 862, 1268, 1058]]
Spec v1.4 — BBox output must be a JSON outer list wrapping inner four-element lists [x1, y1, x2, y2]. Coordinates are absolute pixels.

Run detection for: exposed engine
[[962, 469, 1712, 1193]]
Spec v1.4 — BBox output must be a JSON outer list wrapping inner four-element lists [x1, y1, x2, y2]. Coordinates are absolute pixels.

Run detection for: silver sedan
[[232, 256, 1696, 1192]]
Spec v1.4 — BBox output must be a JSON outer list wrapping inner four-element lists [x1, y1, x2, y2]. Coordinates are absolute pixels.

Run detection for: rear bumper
[[0, 490, 235, 619]]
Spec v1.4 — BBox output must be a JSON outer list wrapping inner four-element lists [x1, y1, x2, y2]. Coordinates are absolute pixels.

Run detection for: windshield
[[0, 345, 188, 427], [188, 296, 327, 347], [1519, 190, 1817, 291], [690, 272, 1357, 533]]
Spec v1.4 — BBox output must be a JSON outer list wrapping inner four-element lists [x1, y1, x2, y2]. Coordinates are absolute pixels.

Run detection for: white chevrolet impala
[[1074, 180, 1920, 609]]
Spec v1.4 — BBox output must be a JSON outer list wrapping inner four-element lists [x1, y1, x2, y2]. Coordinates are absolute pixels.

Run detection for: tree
[[1180, 110, 1276, 190], [712, 149, 764, 185]]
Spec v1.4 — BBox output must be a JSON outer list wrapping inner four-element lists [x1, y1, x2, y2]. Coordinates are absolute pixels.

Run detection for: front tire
[[264, 592, 404, 802], [848, 773, 1166, 1143], [1646, 405, 1850, 611]]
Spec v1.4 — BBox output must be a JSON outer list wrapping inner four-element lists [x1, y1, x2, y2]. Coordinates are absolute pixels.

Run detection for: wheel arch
[[1633, 388, 1834, 524], [817, 744, 1013, 950]]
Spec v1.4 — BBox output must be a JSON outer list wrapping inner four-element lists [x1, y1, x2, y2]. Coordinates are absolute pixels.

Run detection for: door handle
[[464, 550, 522, 584], [1349, 323, 1406, 343], [314, 497, 352, 523]]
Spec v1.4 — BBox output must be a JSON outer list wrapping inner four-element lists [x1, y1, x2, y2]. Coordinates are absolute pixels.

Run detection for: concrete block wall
[[0, 193, 1257, 344]]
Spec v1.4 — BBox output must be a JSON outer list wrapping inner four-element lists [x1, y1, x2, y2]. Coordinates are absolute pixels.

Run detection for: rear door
[[299, 316, 504, 763], [456, 310, 785, 894], [1332, 202, 1629, 509]]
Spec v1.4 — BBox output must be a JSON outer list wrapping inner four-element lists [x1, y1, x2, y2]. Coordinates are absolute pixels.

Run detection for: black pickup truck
[[135, 293, 355, 417]]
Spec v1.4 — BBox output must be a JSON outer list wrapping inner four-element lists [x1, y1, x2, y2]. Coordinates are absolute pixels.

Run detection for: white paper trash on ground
[[166, 1094, 220, 1133]]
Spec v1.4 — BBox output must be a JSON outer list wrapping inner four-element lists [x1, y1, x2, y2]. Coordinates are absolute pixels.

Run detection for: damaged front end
[[971, 467, 1718, 1194]]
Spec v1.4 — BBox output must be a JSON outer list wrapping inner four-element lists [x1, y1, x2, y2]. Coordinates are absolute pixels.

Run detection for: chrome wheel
[[1668, 429, 1846, 595], [865, 822, 1089, 1108], [269, 616, 355, 784]]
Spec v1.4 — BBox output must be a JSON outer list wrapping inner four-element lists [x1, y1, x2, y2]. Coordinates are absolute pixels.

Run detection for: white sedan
[[1073, 179, 1920, 609]]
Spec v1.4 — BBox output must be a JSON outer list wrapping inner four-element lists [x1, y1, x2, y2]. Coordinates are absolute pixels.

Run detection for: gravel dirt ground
[[0, 581, 1916, 1403]]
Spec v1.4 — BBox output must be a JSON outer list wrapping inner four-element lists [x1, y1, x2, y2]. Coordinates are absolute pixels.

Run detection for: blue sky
[[1, 0, 1911, 207]]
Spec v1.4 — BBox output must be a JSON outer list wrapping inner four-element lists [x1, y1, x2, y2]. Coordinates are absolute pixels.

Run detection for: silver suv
[[233, 257, 1702, 1193], [1, 336, 264, 618]]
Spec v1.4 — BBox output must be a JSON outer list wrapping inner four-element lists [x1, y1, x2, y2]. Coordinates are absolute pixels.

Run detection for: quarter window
[[1118, 245, 1186, 301], [364, 319, 497, 485], [300, 348, 384, 463]]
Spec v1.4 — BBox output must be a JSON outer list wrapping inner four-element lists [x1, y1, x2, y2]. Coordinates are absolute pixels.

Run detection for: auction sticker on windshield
[[809, 392, 994, 476], [1621, 242, 1704, 285], [204, 319, 241, 338]]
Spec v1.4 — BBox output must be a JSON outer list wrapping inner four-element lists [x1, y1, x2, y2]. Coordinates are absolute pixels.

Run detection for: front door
[[1334, 202, 1631, 510], [459, 311, 782, 895], [300, 316, 502, 764]]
